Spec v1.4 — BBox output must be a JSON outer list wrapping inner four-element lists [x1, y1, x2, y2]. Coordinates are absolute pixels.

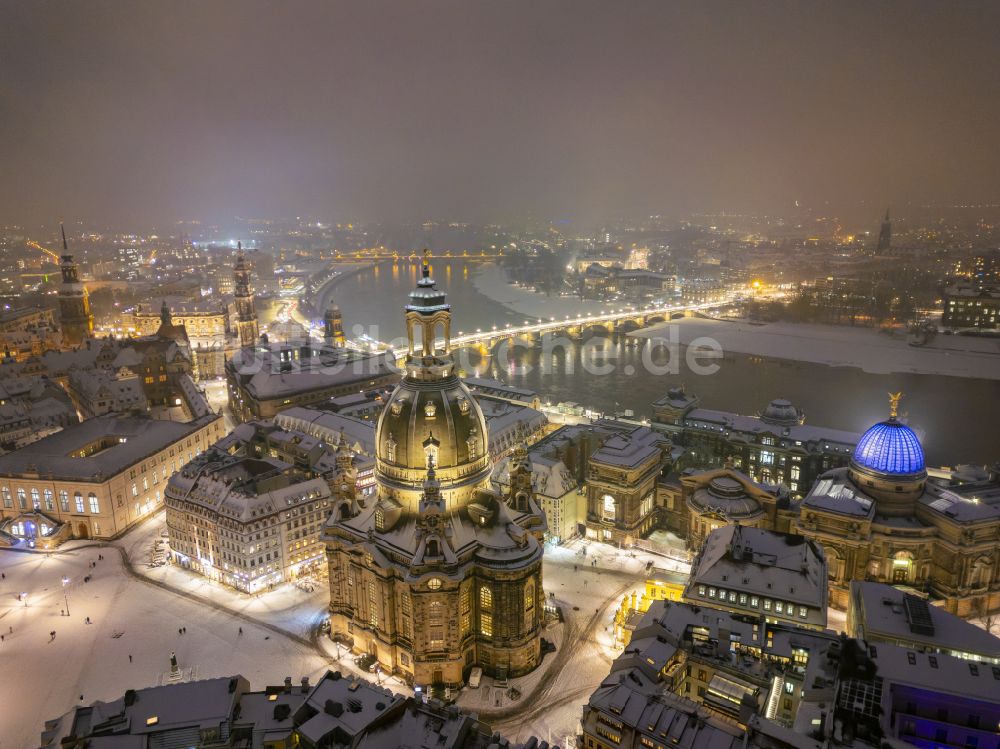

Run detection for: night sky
[[2, 1, 999, 226]]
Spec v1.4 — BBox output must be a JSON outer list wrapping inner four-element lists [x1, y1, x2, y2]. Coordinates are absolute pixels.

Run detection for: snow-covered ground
[[633, 317, 1000, 379], [0, 546, 331, 749], [118, 513, 329, 639], [471, 263, 624, 320]]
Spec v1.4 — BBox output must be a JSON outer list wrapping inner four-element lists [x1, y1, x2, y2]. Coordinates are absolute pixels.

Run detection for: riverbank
[[470, 262, 621, 320], [633, 317, 1000, 380]]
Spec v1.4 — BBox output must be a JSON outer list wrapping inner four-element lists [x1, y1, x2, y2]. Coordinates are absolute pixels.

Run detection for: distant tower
[[160, 299, 172, 328], [57, 224, 94, 346], [233, 242, 259, 346], [323, 303, 345, 346], [876, 208, 892, 254]]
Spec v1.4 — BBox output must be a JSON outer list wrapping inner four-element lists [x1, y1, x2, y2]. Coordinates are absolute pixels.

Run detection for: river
[[319, 259, 1000, 467]]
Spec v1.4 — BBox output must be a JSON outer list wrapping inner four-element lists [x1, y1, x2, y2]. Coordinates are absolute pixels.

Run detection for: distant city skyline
[[2, 1, 1000, 226]]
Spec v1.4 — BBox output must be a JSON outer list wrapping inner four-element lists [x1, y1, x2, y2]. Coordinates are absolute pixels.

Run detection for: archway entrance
[[892, 552, 913, 584], [77, 523, 90, 540]]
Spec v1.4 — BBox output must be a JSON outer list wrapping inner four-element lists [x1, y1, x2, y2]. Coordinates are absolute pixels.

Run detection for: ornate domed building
[[323, 254, 547, 688], [796, 394, 1000, 616]]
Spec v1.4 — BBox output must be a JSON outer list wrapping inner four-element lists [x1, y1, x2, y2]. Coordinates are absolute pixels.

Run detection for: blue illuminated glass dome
[[851, 418, 925, 476]]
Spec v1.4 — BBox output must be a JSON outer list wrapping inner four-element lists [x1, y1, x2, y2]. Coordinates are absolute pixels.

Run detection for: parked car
[[468, 667, 482, 688]]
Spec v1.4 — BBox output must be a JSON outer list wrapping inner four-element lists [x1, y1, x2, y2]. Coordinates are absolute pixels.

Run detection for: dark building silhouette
[[876, 208, 892, 254]]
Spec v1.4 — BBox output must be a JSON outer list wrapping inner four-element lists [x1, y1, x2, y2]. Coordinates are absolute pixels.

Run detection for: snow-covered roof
[[688, 525, 827, 610], [684, 407, 860, 448], [0, 413, 219, 481], [850, 581, 1000, 659]]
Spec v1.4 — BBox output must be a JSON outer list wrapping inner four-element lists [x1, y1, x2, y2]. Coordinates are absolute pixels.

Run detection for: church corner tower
[[324, 249, 547, 689], [323, 302, 345, 346], [57, 223, 94, 346], [233, 242, 259, 346]]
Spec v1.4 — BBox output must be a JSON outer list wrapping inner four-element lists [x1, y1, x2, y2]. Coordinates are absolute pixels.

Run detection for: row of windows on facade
[[344, 576, 535, 641], [172, 504, 327, 550], [696, 585, 810, 618]]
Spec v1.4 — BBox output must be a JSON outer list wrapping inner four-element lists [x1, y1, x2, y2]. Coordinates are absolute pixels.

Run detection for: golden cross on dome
[[888, 391, 903, 419]]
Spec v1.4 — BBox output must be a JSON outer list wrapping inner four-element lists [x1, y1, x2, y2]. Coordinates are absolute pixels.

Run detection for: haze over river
[[319, 259, 1000, 467]]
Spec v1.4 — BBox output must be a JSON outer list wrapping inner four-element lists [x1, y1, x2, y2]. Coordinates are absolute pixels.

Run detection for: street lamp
[[21, 592, 28, 607], [62, 576, 70, 616]]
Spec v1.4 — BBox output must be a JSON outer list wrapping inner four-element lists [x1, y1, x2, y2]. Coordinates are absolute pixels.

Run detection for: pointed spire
[[61, 223, 68, 252], [421, 248, 430, 279]]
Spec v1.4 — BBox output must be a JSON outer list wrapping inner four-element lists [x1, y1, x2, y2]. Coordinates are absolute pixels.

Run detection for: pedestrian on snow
[[50, 630, 56, 640], [1, 634, 4, 642], [238, 627, 243, 635], [178, 628, 182, 635], [129, 654, 133, 663]]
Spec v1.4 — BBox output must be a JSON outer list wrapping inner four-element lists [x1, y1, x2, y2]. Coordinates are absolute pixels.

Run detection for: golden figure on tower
[[888, 391, 904, 419]]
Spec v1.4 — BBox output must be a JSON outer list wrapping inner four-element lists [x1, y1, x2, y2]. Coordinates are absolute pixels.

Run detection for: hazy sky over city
[[2, 0, 999, 226]]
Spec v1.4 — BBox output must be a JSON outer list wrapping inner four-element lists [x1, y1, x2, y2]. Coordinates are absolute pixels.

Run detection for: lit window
[[481, 612, 493, 637], [602, 494, 616, 521], [480, 585, 493, 610]]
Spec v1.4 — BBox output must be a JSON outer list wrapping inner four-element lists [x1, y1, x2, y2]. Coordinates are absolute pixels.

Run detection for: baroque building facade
[[652, 387, 859, 497], [323, 254, 547, 688], [795, 396, 1000, 616]]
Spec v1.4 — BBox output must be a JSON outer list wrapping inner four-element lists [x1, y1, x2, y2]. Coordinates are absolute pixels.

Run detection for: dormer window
[[424, 401, 437, 419], [385, 434, 396, 463]]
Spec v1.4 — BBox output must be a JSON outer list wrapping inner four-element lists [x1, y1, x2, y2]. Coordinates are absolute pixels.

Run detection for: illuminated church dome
[[325, 250, 547, 689], [375, 252, 490, 508], [847, 393, 927, 516]]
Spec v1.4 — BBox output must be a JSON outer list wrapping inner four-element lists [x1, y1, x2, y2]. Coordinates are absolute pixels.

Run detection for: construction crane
[[26, 239, 60, 264]]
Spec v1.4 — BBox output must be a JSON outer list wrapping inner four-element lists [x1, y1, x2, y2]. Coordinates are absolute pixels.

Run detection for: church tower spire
[[57, 222, 94, 346], [403, 249, 452, 380], [876, 207, 892, 255], [233, 241, 259, 346]]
